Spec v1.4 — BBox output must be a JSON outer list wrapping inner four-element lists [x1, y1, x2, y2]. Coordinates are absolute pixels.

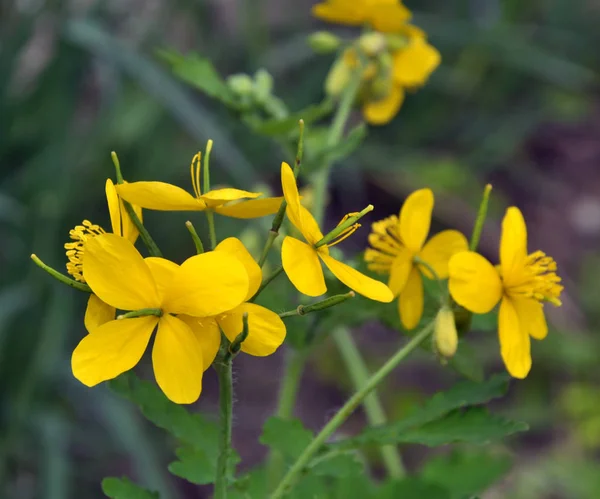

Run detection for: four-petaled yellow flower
[[448, 207, 563, 379], [117, 152, 283, 219], [71, 233, 250, 404], [313, 0, 411, 33], [365, 188, 468, 329], [280, 162, 393, 302], [65, 179, 143, 333]]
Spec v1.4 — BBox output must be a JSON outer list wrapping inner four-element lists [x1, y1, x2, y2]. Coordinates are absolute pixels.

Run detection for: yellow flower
[[71, 233, 250, 404], [363, 29, 441, 125], [365, 188, 468, 329], [448, 207, 563, 379], [65, 179, 143, 333], [116, 152, 283, 219], [313, 0, 412, 33], [280, 162, 393, 302]]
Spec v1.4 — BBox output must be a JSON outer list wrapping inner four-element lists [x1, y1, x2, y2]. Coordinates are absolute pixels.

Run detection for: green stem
[[249, 265, 284, 302], [215, 358, 233, 499], [266, 349, 309, 490], [470, 184, 492, 252], [314, 204, 373, 248], [258, 120, 305, 268], [311, 69, 362, 226], [185, 221, 204, 254], [270, 323, 435, 499], [206, 210, 217, 250], [279, 291, 355, 319], [30, 254, 92, 293], [332, 327, 405, 478]]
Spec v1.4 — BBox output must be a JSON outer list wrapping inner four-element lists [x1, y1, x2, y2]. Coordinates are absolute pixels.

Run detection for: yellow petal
[[448, 252, 502, 314], [215, 237, 261, 301], [201, 188, 262, 208], [152, 314, 204, 404], [177, 315, 221, 371], [72, 316, 157, 386], [387, 248, 414, 297], [393, 38, 441, 87], [363, 86, 405, 125], [418, 230, 469, 279], [498, 297, 531, 378], [500, 207, 528, 281], [84, 294, 115, 333], [398, 267, 423, 330], [214, 197, 284, 219], [369, 3, 412, 32], [145, 257, 179, 302], [83, 233, 160, 310], [399, 188, 434, 253], [163, 251, 248, 317], [217, 303, 286, 357], [105, 179, 121, 236], [513, 297, 548, 340], [320, 252, 394, 302], [312, 2, 366, 25], [281, 236, 326, 297], [117, 181, 204, 211]]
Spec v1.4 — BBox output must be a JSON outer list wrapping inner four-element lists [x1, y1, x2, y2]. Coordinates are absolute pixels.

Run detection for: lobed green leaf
[[101, 477, 159, 499]]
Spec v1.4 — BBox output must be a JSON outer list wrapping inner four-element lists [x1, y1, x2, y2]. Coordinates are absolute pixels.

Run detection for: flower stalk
[[469, 184, 492, 252], [258, 120, 305, 267], [111, 152, 163, 257], [30, 254, 92, 293], [215, 355, 233, 499], [279, 291, 355, 318], [185, 221, 205, 254], [270, 322, 435, 499]]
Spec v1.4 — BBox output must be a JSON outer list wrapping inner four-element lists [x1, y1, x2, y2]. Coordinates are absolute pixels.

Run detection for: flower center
[[364, 215, 406, 274], [190, 152, 202, 199], [64, 220, 106, 282], [505, 250, 563, 306], [324, 212, 362, 248]]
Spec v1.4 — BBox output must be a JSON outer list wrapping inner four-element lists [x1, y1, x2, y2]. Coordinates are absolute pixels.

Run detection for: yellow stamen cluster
[[190, 152, 202, 199], [364, 215, 402, 273], [505, 251, 563, 306], [325, 212, 362, 248], [64, 220, 106, 282]]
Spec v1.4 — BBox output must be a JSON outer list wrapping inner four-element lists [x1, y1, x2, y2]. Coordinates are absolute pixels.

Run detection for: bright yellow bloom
[[280, 162, 393, 302], [116, 152, 283, 219], [65, 179, 143, 332], [448, 207, 563, 379], [313, 0, 411, 33], [362, 29, 441, 125], [365, 188, 468, 329], [71, 233, 250, 404]]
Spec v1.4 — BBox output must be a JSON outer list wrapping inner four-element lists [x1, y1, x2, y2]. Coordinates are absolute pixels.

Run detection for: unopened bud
[[253, 69, 274, 103], [226, 73, 254, 97], [434, 306, 458, 358], [308, 31, 341, 53], [325, 57, 352, 98], [358, 32, 387, 56]]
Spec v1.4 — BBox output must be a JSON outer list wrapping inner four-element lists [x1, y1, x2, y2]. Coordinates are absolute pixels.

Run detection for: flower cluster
[[312, 0, 440, 124], [366, 189, 563, 378], [35, 142, 398, 404]]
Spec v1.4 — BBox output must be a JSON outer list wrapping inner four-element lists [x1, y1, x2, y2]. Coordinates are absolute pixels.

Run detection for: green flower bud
[[308, 31, 341, 53], [226, 73, 254, 97], [435, 306, 458, 358], [325, 57, 352, 98], [358, 32, 387, 56], [253, 69, 274, 103]]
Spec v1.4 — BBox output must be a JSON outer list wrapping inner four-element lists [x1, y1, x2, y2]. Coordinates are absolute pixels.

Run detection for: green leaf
[[259, 417, 313, 461], [102, 477, 159, 499], [377, 477, 450, 499], [159, 50, 236, 104], [448, 342, 485, 382], [305, 123, 368, 173], [251, 99, 334, 136], [421, 450, 512, 499], [311, 453, 364, 478], [332, 374, 513, 450], [110, 373, 238, 485], [396, 407, 528, 447]]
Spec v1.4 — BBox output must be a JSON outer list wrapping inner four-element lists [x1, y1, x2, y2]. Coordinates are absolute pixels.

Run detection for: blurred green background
[[2, 0, 600, 497]]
